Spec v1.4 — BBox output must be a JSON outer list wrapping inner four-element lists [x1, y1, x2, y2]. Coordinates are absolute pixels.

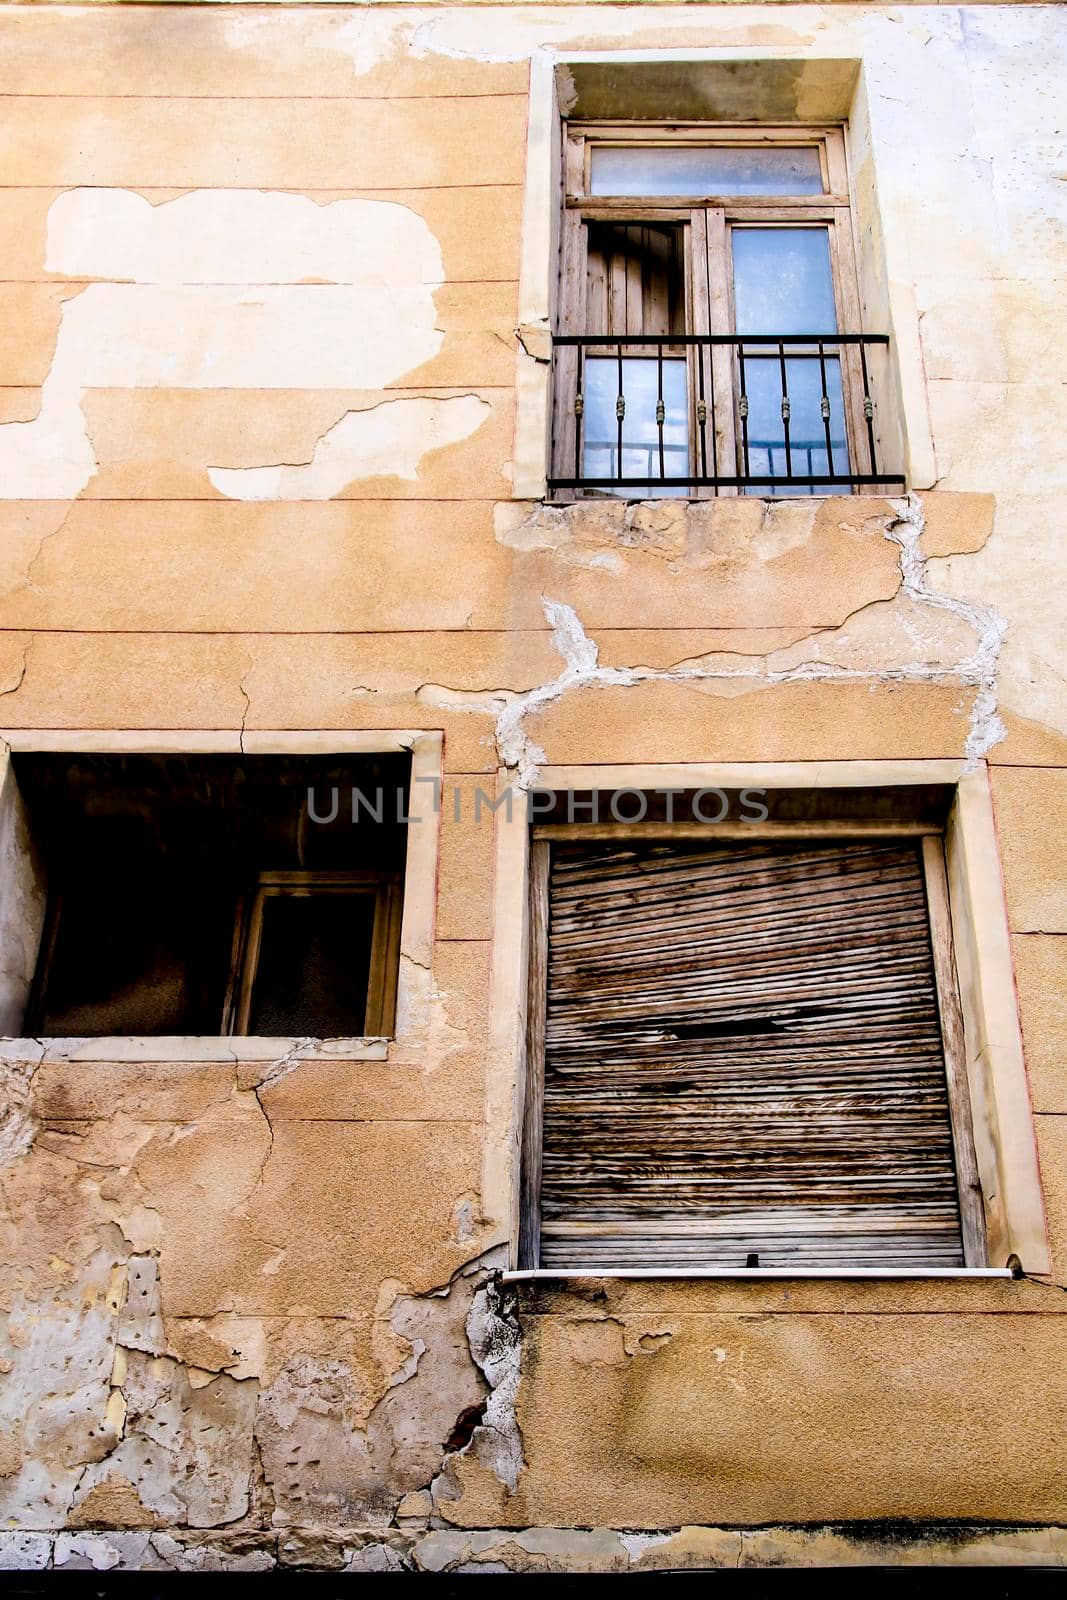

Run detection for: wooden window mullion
[[552, 208, 585, 495], [703, 206, 739, 490]]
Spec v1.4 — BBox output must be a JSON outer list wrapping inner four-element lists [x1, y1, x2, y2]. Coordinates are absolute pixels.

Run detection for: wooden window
[[520, 829, 986, 1272], [225, 870, 403, 1039], [553, 124, 890, 497]]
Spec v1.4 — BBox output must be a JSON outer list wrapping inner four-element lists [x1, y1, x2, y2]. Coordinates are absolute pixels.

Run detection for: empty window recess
[[13, 753, 410, 1039], [521, 835, 986, 1272]]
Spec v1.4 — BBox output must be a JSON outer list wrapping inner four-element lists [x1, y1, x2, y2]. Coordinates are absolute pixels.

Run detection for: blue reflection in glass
[[732, 227, 838, 336], [732, 227, 848, 494], [741, 354, 848, 495], [582, 358, 689, 494]]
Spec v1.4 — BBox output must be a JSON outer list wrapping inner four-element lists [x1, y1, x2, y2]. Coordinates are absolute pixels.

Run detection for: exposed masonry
[[418, 494, 1007, 786], [0, 1161, 521, 1535], [4, 1522, 1066, 1573]]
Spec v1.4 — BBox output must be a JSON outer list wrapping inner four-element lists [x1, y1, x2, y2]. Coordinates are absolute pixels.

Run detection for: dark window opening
[[14, 753, 410, 1039]]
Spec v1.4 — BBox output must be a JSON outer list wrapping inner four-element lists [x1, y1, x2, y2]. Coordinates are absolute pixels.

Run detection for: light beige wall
[[0, 2, 1064, 1572]]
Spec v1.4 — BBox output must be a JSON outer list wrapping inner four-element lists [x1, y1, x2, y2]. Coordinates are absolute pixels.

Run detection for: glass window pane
[[590, 144, 824, 197], [732, 227, 838, 335], [248, 890, 375, 1036], [741, 353, 849, 495], [583, 357, 689, 492]]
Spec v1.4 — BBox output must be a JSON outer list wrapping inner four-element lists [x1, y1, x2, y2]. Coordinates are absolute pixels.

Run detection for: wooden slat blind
[[584, 221, 687, 338], [533, 839, 974, 1270]]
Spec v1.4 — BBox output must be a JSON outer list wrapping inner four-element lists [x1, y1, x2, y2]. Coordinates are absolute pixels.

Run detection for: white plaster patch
[[0, 1058, 40, 1167], [53, 1533, 153, 1572], [0, 190, 447, 500], [46, 189, 441, 290], [209, 395, 490, 500], [0, 1532, 51, 1571]]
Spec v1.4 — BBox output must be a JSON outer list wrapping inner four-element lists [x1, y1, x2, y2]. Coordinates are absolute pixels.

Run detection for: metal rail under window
[[549, 332, 905, 495], [503, 1268, 1016, 1282]]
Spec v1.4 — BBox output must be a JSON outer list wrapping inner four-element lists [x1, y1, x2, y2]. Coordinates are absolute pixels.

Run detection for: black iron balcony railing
[[549, 332, 905, 495]]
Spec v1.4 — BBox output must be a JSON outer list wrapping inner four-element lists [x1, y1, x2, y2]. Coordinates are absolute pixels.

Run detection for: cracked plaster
[[208, 395, 490, 500], [420, 494, 1007, 786]]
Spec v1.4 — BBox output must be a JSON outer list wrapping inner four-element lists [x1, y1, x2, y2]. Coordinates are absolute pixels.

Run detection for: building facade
[[0, 0, 1065, 1573]]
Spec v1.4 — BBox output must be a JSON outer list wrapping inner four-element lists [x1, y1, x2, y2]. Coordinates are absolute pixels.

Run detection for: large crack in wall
[[417, 494, 1007, 786]]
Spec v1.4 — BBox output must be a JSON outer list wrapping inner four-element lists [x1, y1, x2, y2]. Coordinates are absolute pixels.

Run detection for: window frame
[[554, 122, 873, 497], [490, 762, 1050, 1280], [0, 730, 442, 1061], [224, 868, 404, 1041]]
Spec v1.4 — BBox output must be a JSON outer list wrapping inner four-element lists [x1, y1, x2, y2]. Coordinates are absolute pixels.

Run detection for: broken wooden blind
[[535, 839, 970, 1270], [584, 222, 686, 337], [579, 223, 689, 487]]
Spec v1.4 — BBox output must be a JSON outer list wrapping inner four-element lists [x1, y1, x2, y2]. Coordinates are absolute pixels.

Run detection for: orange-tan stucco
[[0, 0, 1065, 1574]]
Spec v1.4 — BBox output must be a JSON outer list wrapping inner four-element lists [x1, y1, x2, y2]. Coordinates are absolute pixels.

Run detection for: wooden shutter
[[530, 838, 978, 1270], [584, 222, 686, 338]]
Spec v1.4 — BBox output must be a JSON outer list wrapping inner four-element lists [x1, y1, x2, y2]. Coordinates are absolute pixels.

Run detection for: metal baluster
[[695, 343, 709, 484], [778, 341, 792, 481], [615, 343, 625, 481], [573, 343, 584, 482], [707, 341, 719, 484], [859, 339, 879, 479], [656, 344, 666, 483], [738, 346, 750, 482], [817, 340, 834, 480]]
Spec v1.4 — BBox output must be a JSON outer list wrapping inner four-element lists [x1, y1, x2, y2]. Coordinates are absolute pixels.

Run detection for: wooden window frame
[[554, 122, 871, 496], [224, 868, 404, 1040], [519, 818, 986, 1273]]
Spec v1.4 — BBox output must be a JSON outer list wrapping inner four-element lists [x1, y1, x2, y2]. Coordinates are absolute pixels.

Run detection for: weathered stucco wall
[[0, 1, 1065, 1573]]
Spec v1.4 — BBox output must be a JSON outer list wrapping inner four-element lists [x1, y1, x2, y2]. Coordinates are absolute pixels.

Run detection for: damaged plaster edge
[[420, 494, 1010, 787], [886, 492, 1007, 767], [0, 1035, 390, 1065], [10, 1521, 1067, 1574], [428, 1273, 523, 1510], [0, 1050, 44, 1166], [206, 392, 492, 502]]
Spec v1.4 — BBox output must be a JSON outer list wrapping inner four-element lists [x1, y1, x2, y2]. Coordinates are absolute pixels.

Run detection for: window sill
[[0, 1035, 391, 1064], [503, 1267, 1016, 1282]]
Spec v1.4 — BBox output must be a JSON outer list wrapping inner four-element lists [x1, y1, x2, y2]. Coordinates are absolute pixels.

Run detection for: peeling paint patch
[[209, 395, 490, 500], [45, 190, 441, 291], [0, 190, 447, 500], [254, 1252, 505, 1528], [0, 1057, 40, 1166], [463, 1280, 523, 1492]]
